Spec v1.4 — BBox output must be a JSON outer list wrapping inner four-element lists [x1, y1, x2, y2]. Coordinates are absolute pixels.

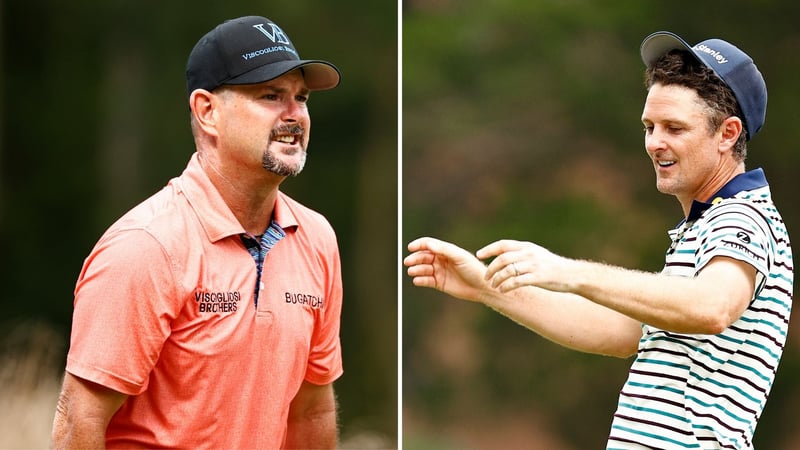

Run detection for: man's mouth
[[271, 125, 305, 146], [657, 160, 676, 168], [273, 134, 301, 145]]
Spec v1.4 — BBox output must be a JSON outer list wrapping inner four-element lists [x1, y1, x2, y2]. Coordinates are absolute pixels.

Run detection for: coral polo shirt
[[66, 153, 344, 449]]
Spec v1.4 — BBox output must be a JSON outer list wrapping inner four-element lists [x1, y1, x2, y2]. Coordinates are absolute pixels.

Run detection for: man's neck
[[198, 152, 283, 235], [678, 162, 746, 218]]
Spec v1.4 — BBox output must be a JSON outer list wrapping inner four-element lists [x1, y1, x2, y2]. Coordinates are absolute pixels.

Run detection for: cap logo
[[693, 44, 728, 64], [252, 23, 291, 46], [241, 23, 299, 61]]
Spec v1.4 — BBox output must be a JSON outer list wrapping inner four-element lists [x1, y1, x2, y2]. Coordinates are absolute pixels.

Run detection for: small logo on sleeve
[[195, 291, 242, 313], [721, 237, 764, 262]]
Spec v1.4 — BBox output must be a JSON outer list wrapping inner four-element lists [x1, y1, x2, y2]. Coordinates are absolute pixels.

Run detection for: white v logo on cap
[[252, 23, 292, 46]]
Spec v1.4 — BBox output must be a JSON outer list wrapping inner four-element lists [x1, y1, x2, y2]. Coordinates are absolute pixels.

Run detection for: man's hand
[[478, 239, 573, 293], [404, 237, 490, 302]]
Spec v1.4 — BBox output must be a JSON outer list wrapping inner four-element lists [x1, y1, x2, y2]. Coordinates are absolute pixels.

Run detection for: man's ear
[[719, 116, 744, 153], [189, 89, 220, 137]]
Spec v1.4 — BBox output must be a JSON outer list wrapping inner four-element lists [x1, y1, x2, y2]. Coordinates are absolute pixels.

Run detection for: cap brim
[[225, 59, 341, 91], [640, 31, 694, 67]]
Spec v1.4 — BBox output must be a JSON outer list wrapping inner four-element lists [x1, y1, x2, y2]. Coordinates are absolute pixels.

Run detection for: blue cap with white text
[[640, 31, 767, 140]]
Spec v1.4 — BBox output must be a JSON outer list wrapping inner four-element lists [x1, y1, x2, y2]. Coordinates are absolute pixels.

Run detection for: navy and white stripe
[[608, 170, 793, 450], [241, 220, 286, 306]]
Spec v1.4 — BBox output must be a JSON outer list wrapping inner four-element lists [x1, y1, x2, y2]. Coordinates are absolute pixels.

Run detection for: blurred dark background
[[403, 1, 799, 449], [0, 1, 398, 447]]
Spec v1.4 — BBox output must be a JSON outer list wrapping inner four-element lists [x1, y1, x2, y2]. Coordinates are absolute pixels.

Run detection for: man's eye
[[296, 95, 309, 103]]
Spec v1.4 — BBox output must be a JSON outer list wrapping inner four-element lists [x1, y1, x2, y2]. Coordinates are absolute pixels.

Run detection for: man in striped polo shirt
[[405, 31, 792, 449]]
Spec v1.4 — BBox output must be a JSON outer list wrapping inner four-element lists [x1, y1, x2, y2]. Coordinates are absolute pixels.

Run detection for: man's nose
[[281, 99, 304, 122], [645, 127, 666, 154]]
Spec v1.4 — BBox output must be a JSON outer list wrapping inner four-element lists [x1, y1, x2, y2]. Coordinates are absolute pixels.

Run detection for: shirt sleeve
[[304, 231, 344, 385], [695, 200, 771, 289], [66, 228, 180, 395]]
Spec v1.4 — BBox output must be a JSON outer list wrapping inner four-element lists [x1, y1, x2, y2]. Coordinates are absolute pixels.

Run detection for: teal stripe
[[610, 425, 701, 448], [685, 394, 751, 426], [636, 357, 690, 371], [626, 372, 763, 407], [690, 423, 714, 432], [743, 338, 781, 360], [756, 294, 792, 311], [626, 381, 684, 396], [726, 359, 771, 383], [652, 331, 782, 367], [685, 360, 770, 385], [768, 271, 793, 284], [738, 315, 787, 336], [643, 338, 772, 383], [716, 333, 743, 345], [617, 401, 688, 423], [702, 377, 762, 404]]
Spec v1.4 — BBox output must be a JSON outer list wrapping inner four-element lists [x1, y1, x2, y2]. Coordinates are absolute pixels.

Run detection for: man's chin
[[655, 181, 679, 196], [263, 151, 307, 177]]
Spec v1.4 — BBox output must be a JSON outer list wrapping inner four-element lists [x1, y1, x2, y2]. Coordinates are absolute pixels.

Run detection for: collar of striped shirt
[[685, 167, 768, 222]]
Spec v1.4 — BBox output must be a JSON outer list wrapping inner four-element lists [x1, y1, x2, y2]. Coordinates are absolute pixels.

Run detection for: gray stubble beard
[[263, 124, 307, 177], [262, 147, 307, 177]]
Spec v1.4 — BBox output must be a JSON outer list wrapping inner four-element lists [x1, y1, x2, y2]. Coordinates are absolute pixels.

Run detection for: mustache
[[270, 124, 306, 139]]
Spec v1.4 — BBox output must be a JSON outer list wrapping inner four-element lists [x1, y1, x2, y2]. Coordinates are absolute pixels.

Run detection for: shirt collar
[[273, 192, 299, 230], [685, 168, 768, 221], [177, 153, 298, 243]]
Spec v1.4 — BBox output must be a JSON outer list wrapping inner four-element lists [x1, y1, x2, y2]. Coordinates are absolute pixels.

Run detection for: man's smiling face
[[642, 83, 727, 206]]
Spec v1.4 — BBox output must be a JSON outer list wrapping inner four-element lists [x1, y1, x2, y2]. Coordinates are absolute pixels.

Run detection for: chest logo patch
[[195, 290, 242, 314], [285, 291, 325, 309]]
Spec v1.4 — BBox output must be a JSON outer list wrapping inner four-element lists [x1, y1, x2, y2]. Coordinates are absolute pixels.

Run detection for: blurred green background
[[403, 1, 799, 449], [0, 0, 397, 448]]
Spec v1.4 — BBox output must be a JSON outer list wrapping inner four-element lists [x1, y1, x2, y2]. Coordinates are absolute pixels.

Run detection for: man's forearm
[[51, 373, 127, 450], [52, 405, 108, 450], [283, 409, 338, 449], [481, 285, 642, 357], [564, 257, 753, 334]]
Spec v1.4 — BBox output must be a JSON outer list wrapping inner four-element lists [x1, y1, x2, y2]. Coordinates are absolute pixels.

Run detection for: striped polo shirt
[[608, 169, 793, 449]]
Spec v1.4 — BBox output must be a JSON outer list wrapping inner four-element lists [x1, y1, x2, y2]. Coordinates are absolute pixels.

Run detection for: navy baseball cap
[[640, 31, 767, 140], [186, 16, 341, 98]]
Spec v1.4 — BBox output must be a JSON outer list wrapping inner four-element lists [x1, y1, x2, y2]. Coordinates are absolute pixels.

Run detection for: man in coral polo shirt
[[52, 15, 344, 449]]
